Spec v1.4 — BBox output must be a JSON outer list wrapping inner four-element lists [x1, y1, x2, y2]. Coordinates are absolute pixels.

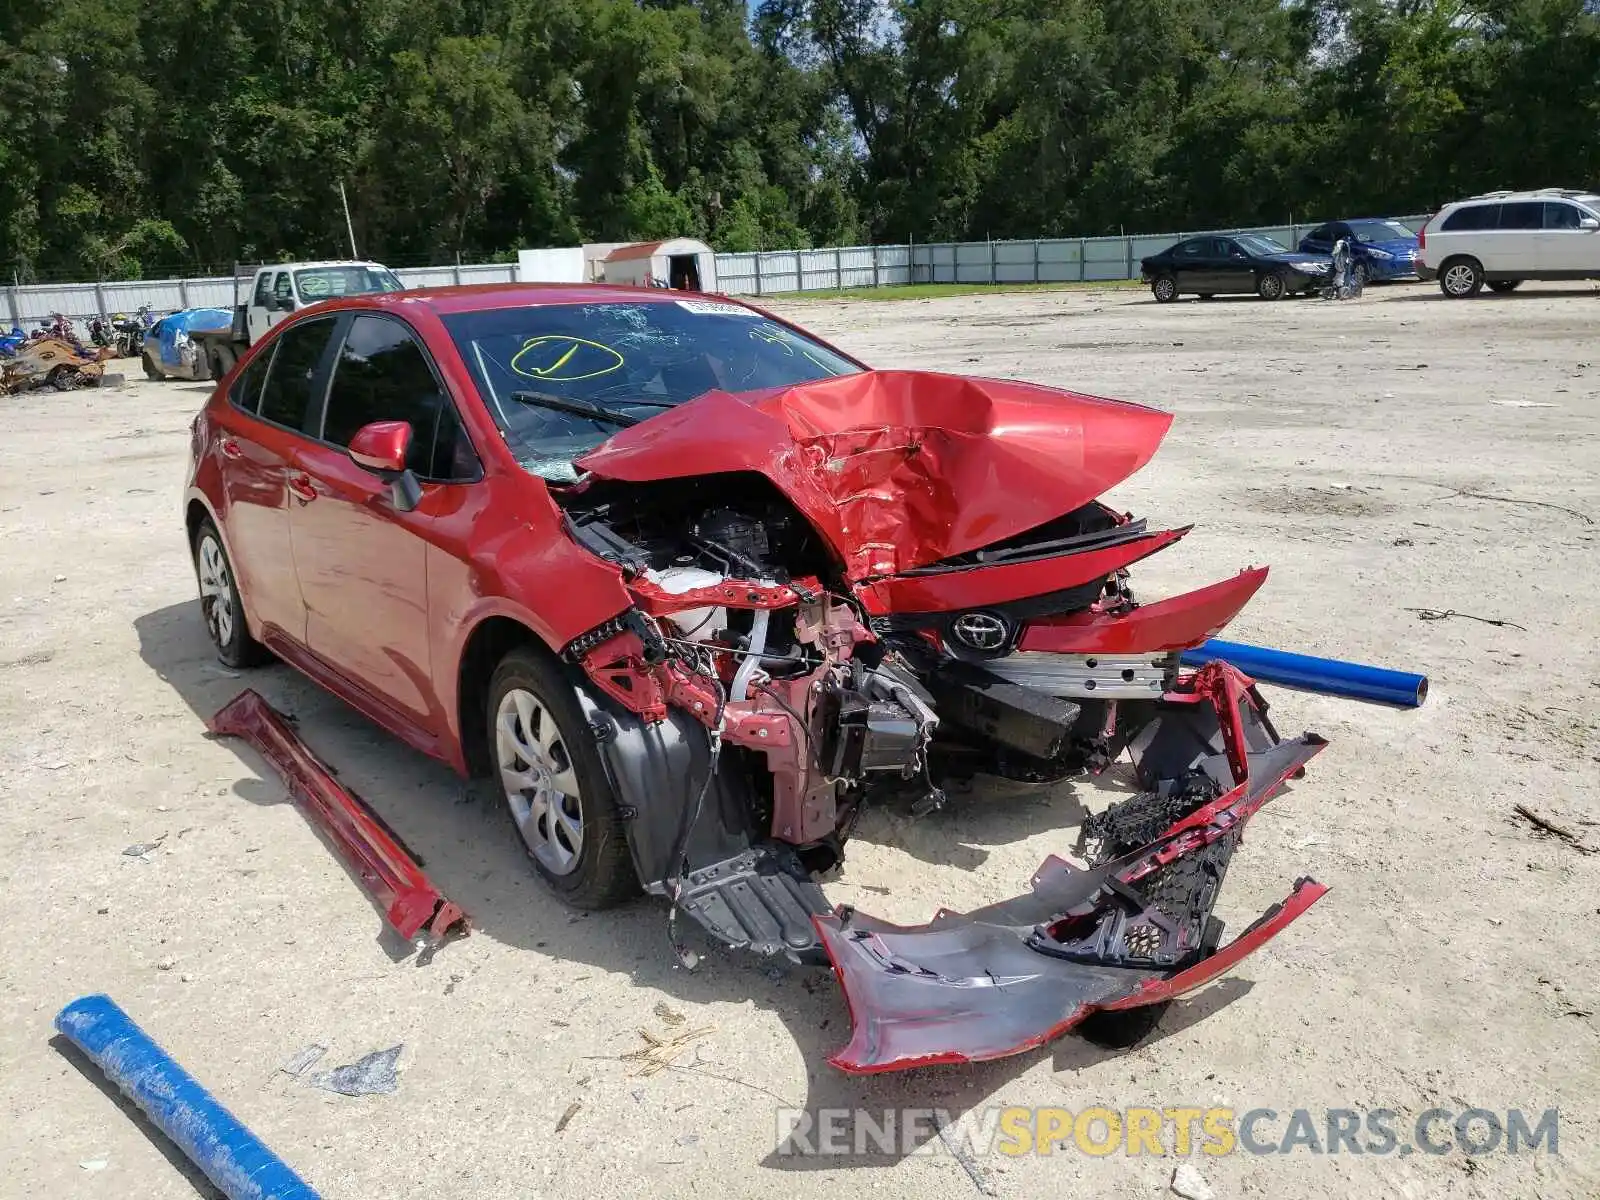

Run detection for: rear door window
[[1442, 205, 1498, 232], [257, 318, 336, 431], [1497, 202, 1544, 230], [252, 273, 272, 308], [272, 272, 295, 308], [320, 315, 479, 481], [1175, 240, 1207, 258]]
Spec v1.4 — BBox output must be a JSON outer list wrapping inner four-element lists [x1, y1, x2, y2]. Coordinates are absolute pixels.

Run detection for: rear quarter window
[[229, 348, 272, 413], [1441, 205, 1498, 232]]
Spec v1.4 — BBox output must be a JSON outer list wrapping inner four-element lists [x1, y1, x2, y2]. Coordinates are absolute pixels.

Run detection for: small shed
[[599, 238, 717, 291]]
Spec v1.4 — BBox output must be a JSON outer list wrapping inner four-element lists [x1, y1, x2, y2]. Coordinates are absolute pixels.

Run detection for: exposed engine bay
[[544, 369, 1329, 1073]]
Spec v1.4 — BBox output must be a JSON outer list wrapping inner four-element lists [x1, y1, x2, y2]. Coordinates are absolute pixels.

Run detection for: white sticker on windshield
[[675, 299, 760, 317]]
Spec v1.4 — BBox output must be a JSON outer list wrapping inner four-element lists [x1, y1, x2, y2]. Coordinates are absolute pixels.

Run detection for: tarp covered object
[[155, 307, 232, 369]]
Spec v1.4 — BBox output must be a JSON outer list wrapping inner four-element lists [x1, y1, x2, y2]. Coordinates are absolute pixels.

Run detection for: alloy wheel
[[496, 687, 584, 875], [1443, 264, 1477, 296], [196, 534, 235, 648]]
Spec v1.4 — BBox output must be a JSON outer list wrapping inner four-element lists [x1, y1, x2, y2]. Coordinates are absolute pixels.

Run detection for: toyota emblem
[[950, 611, 1011, 652]]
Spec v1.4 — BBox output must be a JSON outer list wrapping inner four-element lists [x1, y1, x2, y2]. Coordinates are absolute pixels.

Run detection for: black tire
[[212, 345, 237, 379], [142, 353, 163, 381], [1352, 261, 1370, 288], [1151, 275, 1178, 303], [1487, 280, 1522, 295], [1256, 270, 1287, 301], [1439, 257, 1484, 298], [486, 646, 638, 909], [191, 518, 269, 668]]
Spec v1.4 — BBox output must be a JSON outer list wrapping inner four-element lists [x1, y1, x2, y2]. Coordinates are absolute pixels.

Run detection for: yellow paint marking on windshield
[[749, 324, 796, 354], [545, 342, 580, 374], [511, 335, 625, 382]]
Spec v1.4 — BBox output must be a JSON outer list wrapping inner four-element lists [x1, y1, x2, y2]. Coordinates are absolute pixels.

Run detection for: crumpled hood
[[573, 369, 1173, 579]]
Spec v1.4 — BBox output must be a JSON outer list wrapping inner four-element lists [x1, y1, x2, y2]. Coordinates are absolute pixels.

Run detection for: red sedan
[[184, 283, 1324, 1073]]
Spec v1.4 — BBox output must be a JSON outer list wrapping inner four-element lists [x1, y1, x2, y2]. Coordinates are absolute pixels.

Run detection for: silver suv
[[1417, 188, 1600, 297]]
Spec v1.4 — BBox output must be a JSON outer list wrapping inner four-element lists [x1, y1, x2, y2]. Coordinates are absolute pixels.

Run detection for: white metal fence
[[2, 218, 1425, 325], [1, 263, 519, 328], [715, 217, 1427, 295]]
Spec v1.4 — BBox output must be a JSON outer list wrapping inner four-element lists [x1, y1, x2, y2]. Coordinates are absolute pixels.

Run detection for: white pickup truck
[[193, 260, 405, 378]]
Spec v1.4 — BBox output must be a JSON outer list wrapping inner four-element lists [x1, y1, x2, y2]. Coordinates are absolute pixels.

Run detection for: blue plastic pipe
[[1180, 638, 1429, 708], [54, 995, 320, 1200]]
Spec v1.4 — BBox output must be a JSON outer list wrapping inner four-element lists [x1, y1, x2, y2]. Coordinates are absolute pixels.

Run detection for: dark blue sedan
[[1297, 218, 1421, 282]]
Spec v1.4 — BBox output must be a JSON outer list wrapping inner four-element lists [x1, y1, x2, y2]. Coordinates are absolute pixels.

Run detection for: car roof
[[263, 260, 393, 272], [1448, 189, 1600, 206], [326, 282, 748, 317]]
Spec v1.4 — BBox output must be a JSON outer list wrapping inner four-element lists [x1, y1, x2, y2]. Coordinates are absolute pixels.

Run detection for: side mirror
[[1581, 217, 1600, 231], [348, 420, 423, 511]]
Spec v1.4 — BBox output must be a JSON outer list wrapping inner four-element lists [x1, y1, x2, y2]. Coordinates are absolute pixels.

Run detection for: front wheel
[[1439, 258, 1484, 298], [1487, 280, 1522, 295], [192, 519, 268, 668], [1151, 276, 1178, 303], [487, 647, 638, 909], [142, 353, 162, 381], [1256, 270, 1287, 301]]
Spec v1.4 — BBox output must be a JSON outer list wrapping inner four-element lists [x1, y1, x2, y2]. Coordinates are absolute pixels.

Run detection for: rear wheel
[[1439, 258, 1484, 298], [487, 647, 638, 909], [192, 519, 268, 668], [1256, 270, 1287, 301], [1487, 279, 1522, 295], [1151, 275, 1178, 304]]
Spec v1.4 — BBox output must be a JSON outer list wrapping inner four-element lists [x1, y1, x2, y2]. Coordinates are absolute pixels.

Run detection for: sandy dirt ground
[[2, 281, 1597, 1200]]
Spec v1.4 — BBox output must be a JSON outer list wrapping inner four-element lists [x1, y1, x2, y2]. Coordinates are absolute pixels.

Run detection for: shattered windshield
[[443, 299, 861, 482]]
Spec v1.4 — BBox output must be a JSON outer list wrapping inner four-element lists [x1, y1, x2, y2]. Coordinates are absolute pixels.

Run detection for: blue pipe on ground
[[54, 994, 320, 1200], [1180, 638, 1428, 708]]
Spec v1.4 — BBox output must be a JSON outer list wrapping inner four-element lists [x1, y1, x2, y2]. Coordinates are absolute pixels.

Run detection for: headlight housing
[[1293, 261, 1331, 273], [1368, 248, 1395, 260]]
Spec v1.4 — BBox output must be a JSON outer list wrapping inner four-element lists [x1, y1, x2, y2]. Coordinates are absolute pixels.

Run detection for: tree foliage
[[0, 0, 1595, 279]]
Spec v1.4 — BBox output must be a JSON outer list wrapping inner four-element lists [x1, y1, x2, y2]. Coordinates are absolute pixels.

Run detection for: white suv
[[1417, 188, 1600, 297]]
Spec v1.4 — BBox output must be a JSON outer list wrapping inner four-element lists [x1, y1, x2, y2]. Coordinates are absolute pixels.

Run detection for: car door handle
[[220, 438, 243, 460], [286, 472, 318, 504]]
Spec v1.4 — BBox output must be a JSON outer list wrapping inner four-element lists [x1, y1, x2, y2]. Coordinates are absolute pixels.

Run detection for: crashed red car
[[183, 284, 1325, 1073]]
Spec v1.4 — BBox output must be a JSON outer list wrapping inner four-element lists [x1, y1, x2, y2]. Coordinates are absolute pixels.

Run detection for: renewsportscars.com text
[[775, 1106, 1560, 1158]]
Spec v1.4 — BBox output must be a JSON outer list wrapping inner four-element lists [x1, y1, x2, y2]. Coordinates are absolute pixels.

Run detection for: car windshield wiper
[[508, 389, 644, 428]]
